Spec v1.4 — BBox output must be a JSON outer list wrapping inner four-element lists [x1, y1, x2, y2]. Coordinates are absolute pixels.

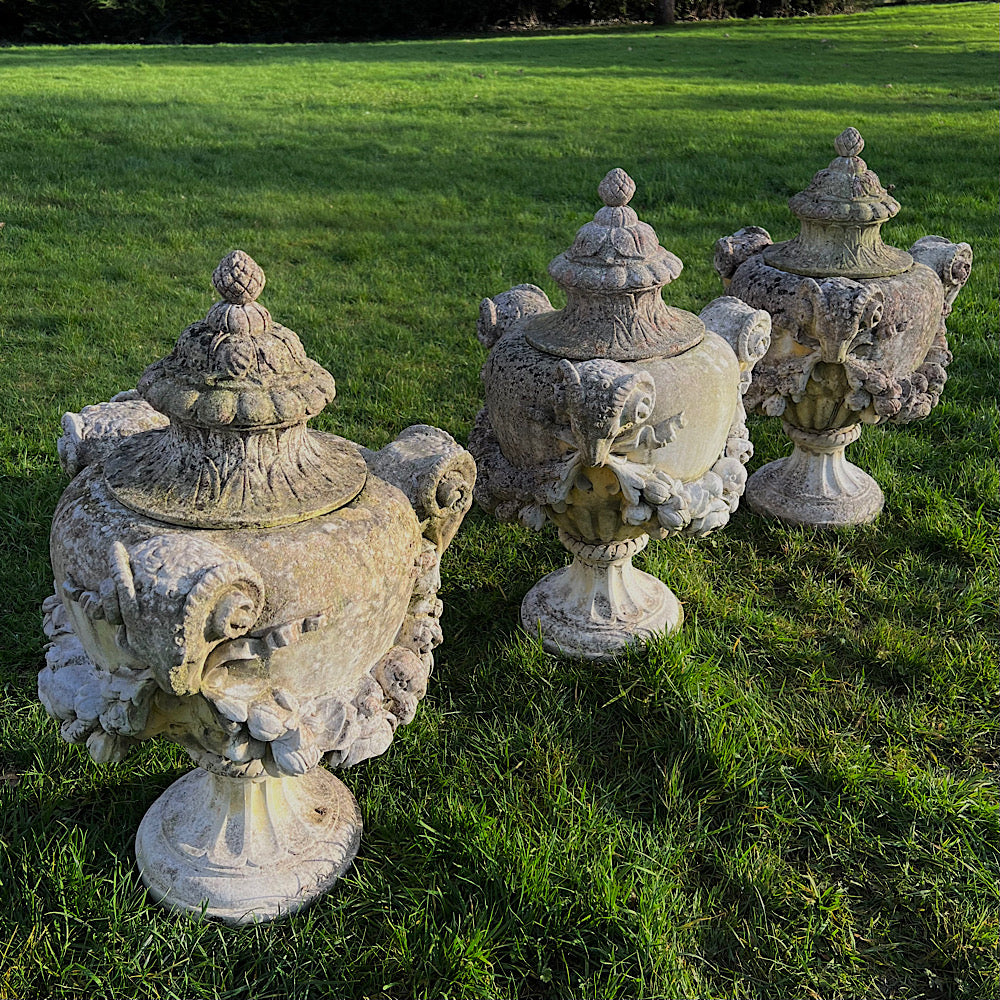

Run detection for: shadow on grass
[[357, 620, 996, 997], [0, 467, 64, 678], [5, 499, 994, 997]]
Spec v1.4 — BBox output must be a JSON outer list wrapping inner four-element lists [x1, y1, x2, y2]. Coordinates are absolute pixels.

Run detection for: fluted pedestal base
[[746, 423, 884, 528], [136, 767, 361, 925], [521, 532, 682, 660]]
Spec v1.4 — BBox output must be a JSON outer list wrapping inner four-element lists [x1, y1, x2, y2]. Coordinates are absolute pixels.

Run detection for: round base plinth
[[136, 767, 361, 925], [521, 564, 682, 661], [747, 457, 884, 528]]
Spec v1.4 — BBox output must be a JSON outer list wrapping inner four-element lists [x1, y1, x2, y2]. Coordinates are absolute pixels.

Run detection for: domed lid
[[525, 169, 704, 361], [763, 128, 913, 279], [136, 251, 338, 430], [548, 168, 683, 294], [104, 251, 367, 529]]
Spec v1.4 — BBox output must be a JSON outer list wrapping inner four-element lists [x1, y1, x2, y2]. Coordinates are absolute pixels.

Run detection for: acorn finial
[[212, 250, 266, 305], [206, 251, 271, 337], [834, 127, 864, 159], [598, 168, 636, 208]]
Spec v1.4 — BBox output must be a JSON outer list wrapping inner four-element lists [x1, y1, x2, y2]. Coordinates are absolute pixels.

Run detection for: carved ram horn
[[106, 536, 264, 697]]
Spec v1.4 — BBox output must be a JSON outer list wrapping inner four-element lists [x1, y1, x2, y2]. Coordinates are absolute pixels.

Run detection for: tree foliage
[[1, 0, 880, 44]]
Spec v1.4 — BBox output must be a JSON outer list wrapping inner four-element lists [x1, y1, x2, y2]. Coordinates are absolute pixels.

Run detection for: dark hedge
[[0, 0, 882, 44]]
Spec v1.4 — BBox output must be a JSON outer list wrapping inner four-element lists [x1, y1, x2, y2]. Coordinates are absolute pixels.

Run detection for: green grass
[[0, 3, 997, 997]]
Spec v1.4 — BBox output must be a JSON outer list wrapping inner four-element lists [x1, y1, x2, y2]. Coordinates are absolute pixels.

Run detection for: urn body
[[481, 324, 742, 543]]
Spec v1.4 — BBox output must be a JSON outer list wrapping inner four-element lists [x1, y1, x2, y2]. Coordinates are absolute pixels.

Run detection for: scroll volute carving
[[713, 226, 773, 288], [477, 284, 553, 350], [909, 235, 973, 316], [100, 535, 264, 697], [57, 392, 169, 478], [697, 295, 771, 388], [362, 425, 476, 553]]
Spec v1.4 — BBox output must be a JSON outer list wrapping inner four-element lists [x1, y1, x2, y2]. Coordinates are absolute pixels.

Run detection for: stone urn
[[714, 127, 972, 527], [470, 168, 771, 660], [38, 251, 475, 924]]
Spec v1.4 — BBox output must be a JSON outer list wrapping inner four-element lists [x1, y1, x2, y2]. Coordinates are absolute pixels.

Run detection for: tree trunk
[[655, 0, 676, 24]]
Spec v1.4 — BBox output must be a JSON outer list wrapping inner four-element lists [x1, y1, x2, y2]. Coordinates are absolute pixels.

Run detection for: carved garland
[[744, 329, 952, 426], [470, 399, 753, 542], [40, 538, 447, 778]]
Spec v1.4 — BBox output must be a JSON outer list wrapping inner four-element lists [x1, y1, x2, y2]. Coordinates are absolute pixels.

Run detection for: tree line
[[3, 0, 879, 44]]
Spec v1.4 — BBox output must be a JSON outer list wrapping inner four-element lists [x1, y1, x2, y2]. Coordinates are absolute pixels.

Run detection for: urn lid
[[524, 168, 705, 361], [763, 128, 914, 279], [103, 251, 367, 528]]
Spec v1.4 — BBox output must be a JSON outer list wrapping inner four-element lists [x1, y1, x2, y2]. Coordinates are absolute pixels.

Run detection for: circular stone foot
[[521, 565, 683, 661], [136, 766, 361, 925], [747, 457, 884, 528]]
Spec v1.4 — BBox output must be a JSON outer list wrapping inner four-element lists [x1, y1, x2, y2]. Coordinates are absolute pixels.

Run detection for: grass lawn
[[0, 2, 997, 997]]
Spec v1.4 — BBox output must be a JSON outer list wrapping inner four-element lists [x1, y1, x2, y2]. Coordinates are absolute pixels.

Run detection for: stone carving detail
[[42, 529, 451, 783], [57, 391, 169, 478], [713, 226, 773, 286], [362, 424, 476, 553], [102, 249, 365, 530], [474, 340, 757, 544], [715, 128, 972, 527], [39, 252, 474, 924], [40, 593, 151, 764], [471, 170, 770, 659]]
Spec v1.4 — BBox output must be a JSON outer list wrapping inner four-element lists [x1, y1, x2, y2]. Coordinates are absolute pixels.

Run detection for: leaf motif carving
[[272, 728, 320, 775], [610, 226, 643, 258]]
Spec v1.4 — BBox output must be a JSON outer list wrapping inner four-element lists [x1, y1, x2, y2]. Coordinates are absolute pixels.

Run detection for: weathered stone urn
[[714, 128, 972, 527], [38, 251, 475, 924], [470, 168, 771, 659]]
